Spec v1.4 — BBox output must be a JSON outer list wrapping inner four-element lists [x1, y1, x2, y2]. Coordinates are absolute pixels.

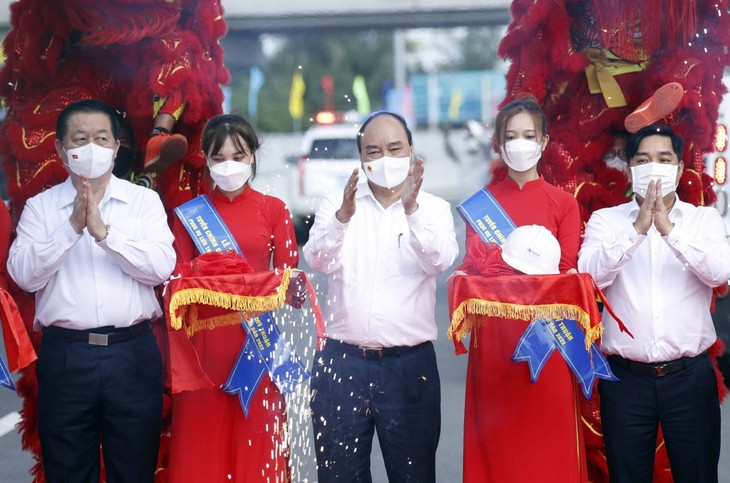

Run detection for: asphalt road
[[0, 129, 728, 481]]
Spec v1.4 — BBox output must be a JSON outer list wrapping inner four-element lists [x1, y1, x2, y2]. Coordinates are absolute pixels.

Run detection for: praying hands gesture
[[70, 177, 108, 241], [633, 179, 674, 236]]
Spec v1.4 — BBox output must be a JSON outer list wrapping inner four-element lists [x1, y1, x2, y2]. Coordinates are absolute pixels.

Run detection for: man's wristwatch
[[96, 224, 110, 243]]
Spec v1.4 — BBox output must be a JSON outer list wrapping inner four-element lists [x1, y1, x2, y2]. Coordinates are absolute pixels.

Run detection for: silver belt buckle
[[88, 333, 109, 346]]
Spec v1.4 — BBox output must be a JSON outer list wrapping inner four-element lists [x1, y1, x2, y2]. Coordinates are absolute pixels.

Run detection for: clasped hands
[[70, 177, 108, 242], [633, 179, 675, 236]]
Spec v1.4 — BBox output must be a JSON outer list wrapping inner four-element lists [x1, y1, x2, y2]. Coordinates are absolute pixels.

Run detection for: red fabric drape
[[163, 256, 324, 394]]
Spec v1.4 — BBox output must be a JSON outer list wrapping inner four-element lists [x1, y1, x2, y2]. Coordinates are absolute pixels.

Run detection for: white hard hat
[[501, 225, 561, 275]]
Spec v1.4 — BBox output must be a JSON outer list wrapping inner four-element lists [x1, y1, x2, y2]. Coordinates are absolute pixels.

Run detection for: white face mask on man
[[64, 143, 115, 179], [209, 160, 252, 192], [502, 139, 543, 172], [363, 155, 410, 189], [630, 163, 679, 198]]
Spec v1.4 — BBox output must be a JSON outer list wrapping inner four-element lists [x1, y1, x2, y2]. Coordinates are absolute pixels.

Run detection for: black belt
[[42, 321, 152, 346], [326, 338, 428, 360], [608, 351, 707, 377]]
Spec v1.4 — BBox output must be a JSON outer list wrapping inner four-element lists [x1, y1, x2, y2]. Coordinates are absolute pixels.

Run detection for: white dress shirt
[[8, 176, 176, 331], [303, 181, 458, 348], [578, 196, 730, 363]]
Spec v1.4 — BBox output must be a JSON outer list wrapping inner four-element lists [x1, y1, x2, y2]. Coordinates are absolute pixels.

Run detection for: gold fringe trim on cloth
[[184, 309, 256, 337], [168, 268, 291, 332], [448, 298, 603, 351]]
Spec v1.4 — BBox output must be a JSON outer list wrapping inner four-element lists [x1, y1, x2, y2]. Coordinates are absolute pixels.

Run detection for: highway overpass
[[0, 0, 511, 33]]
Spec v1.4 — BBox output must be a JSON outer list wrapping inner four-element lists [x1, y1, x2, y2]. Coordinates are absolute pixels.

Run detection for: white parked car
[[287, 121, 362, 238]]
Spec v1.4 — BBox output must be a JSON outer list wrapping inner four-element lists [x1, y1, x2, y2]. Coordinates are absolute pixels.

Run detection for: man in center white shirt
[[303, 111, 458, 482]]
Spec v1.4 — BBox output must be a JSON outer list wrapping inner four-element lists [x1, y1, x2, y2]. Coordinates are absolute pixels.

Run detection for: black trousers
[[310, 339, 441, 483], [37, 327, 163, 483], [599, 353, 720, 483]]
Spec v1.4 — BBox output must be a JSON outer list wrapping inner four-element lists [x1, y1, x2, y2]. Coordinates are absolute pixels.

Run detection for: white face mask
[[363, 155, 410, 189], [630, 163, 679, 198], [605, 156, 628, 173], [209, 160, 252, 192], [502, 139, 542, 172], [64, 143, 115, 179]]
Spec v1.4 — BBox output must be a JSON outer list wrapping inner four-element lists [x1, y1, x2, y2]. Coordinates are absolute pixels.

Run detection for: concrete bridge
[[0, 0, 511, 35], [0, 0, 512, 75]]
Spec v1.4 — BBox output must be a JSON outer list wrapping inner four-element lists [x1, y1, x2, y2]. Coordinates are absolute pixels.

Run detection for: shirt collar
[[356, 179, 374, 200], [627, 193, 685, 219], [355, 179, 404, 205]]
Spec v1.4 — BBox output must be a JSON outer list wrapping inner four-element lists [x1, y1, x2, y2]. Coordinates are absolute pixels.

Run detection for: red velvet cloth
[[0, 287, 36, 372], [449, 273, 621, 483]]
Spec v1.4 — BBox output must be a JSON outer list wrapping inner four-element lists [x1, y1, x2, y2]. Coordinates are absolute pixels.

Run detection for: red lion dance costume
[[497, 0, 730, 481], [0, 0, 229, 480]]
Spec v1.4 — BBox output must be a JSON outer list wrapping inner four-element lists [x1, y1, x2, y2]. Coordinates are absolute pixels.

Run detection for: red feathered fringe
[[0, 1, 229, 480], [498, 1, 730, 482]]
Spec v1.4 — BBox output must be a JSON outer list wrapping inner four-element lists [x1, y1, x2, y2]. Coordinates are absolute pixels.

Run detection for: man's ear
[[55, 139, 65, 161], [676, 160, 684, 183]]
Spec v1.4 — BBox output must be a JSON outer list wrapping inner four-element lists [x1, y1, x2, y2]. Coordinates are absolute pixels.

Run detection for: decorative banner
[[513, 317, 617, 399], [352, 75, 371, 115], [457, 188, 516, 246], [321, 74, 335, 112], [0, 356, 15, 391], [248, 65, 265, 119], [173, 195, 241, 255], [289, 70, 306, 120], [447, 89, 464, 121]]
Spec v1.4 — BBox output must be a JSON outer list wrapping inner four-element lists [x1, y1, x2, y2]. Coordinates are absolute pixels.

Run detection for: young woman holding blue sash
[[167, 114, 298, 482], [454, 96, 585, 482]]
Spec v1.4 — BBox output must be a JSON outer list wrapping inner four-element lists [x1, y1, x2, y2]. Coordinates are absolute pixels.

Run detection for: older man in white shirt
[[8, 99, 176, 483], [304, 111, 458, 483], [578, 124, 730, 483]]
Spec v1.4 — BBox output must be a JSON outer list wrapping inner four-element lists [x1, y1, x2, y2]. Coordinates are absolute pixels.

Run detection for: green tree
[[453, 26, 505, 71], [237, 32, 395, 133]]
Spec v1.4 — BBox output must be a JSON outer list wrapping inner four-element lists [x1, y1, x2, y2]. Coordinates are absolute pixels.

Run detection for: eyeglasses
[[603, 149, 627, 161]]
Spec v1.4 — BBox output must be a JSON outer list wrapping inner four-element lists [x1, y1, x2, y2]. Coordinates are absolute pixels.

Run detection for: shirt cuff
[[663, 227, 683, 249], [60, 220, 83, 244], [327, 213, 349, 237], [405, 204, 428, 230], [620, 224, 645, 251]]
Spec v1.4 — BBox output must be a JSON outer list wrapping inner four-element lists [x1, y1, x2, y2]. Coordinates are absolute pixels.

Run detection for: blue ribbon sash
[[513, 317, 617, 399], [174, 194, 241, 254], [457, 188, 516, 246], [0, 356, 14, 391], [174, 195, 309, 416], [221, 312, 310, 416]]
